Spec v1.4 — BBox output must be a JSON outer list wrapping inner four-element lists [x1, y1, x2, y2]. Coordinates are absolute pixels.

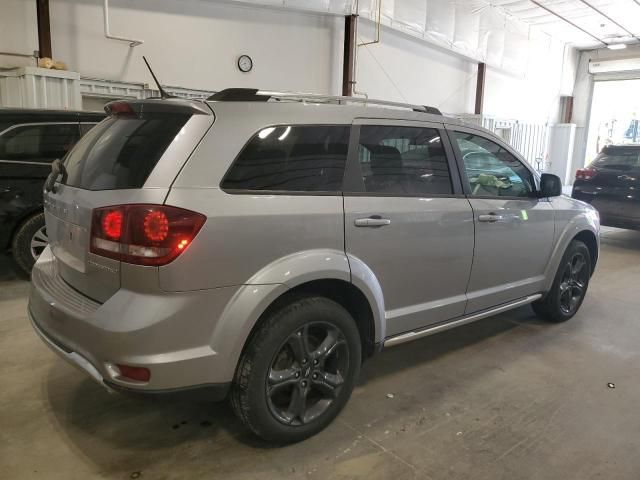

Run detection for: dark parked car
[[572, 144, 640, 230], [0, 108, 105, 274]]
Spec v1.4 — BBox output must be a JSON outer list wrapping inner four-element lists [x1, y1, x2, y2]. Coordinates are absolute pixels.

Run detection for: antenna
[[143, 56, 172, 99]]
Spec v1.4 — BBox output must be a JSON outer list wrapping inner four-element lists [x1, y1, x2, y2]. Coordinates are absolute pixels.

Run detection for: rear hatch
[[43, 99, 214, 302]]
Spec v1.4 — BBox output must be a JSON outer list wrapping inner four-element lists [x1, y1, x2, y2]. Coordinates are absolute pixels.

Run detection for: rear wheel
[[230, 296, 361, 443], [532, 240, 591, 322], [11, 212, 48, 276]]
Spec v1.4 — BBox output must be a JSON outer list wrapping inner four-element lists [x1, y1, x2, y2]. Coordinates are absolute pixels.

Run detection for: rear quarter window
[[221, 125, 350, 193], [62, 113, 190, 190]]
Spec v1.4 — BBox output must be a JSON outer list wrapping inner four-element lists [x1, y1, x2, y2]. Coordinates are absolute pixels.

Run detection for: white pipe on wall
[[103, 0, 143, 47]]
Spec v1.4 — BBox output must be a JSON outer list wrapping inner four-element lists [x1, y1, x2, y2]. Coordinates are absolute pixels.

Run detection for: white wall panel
[[48, 0, 341, 94], [501, 17, 528, 75], [356, 0, 559, 76], [425, 0, 455, 46], [452, 1, 483, 58], [393, 0, 428, 36], [480, 6, 505, 67], [0, 0, 39, 68], [355, 21, 476, 114]]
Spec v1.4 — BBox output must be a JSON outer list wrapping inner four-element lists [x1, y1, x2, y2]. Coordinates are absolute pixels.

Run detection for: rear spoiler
[[104, 99, 211, 116]]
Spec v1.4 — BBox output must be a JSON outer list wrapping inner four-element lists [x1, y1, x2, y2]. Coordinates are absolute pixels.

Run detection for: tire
[[11, 212, 48, 277], [532, 240, 591, 322], [230, 296, 361, 443]]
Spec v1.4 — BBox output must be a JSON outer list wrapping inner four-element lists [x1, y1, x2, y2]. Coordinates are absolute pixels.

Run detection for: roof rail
[[207, 88, 442, 115]]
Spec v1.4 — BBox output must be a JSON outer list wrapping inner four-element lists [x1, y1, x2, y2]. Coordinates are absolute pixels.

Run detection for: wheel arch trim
[[543, 215, 599, 292], [209, 249, 386, 382]]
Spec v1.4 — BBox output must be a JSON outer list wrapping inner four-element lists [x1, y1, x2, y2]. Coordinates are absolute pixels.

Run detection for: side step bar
[[384, 294, 542, 348]]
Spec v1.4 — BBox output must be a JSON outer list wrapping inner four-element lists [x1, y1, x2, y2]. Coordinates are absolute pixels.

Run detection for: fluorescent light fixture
[[607, 43, 627, 50], [258, 127, 275, 139], [278, 126, 291, 141]]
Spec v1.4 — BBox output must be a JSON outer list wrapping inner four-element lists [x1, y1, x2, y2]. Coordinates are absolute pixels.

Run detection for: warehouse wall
[[0, 0, 574, 123], [484, 42, 577, 123], [355, 20, 575, 122], [47, 0, 342, 94], [0, 0, 39, 68], [354, 21, 476, 114]]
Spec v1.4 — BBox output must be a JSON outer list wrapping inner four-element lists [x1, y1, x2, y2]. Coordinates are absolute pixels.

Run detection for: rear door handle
[[354, 216, 391, 227], [478, 213, 504, 223]]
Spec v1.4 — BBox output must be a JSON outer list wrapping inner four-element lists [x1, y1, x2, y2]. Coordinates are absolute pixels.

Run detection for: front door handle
[[354, 216, 391, 227], [478, 213, 504, 223]]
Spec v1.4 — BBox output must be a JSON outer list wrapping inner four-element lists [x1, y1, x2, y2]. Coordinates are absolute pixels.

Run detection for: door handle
[[478, 213, 504, 223], [354, 216, 391, 227]]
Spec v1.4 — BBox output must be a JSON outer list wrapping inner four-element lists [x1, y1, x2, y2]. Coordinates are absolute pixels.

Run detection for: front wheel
[[532, 240, 591, 322], [230, 296, 361, 443]]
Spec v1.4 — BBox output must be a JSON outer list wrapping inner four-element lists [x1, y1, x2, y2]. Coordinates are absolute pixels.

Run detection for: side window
[[453, 132, 534, 198], [0, 123, 80, 162], [357, 126, 452, 195], [221, 125, 349, 192]]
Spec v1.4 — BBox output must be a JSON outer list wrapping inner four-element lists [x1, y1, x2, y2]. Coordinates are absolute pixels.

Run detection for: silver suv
[[29, 90, 600, 443]]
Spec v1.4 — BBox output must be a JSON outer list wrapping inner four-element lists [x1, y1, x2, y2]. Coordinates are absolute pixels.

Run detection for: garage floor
[[2, 227, 640, 480]]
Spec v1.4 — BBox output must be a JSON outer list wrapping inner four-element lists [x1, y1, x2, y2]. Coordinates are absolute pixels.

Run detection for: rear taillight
[[576, 168, 597, 181], [90, 204, 206, 266]]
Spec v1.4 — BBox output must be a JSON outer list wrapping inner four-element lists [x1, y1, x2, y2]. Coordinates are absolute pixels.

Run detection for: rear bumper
[[29, 310, 230, 400], [28, 246, 241, 394]]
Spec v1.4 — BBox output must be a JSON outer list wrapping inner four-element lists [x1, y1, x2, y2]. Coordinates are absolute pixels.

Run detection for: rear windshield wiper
[[44, 158, 68, 193]]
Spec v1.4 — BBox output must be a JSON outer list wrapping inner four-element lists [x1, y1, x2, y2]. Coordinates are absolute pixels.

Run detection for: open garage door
[[585, 79, 640, 167]]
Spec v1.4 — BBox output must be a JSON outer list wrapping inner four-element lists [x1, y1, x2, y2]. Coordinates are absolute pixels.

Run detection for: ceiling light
[[607, 43, 627, 50]]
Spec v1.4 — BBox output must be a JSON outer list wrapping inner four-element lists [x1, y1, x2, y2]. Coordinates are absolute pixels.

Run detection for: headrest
[[367, 145, 402, 174]]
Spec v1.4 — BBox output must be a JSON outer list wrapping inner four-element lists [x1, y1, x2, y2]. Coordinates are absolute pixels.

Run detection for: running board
[[383, 294, 542, 348]]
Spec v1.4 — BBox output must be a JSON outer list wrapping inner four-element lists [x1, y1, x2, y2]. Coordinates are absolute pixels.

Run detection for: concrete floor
[[2, 227, 640, 480]]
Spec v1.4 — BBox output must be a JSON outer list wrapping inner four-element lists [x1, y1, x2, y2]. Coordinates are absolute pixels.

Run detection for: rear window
[[221, 125, 350, 192], [62, 113, 190, 190], [592, 148, 640, 170]]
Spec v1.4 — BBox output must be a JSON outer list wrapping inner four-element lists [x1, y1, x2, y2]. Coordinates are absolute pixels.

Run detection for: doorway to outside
[[585, 79, 640, 168]]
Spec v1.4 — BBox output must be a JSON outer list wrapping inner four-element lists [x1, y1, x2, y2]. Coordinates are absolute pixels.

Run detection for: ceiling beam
[[529, 0, 608, 47], [576, 0, 640, 43]]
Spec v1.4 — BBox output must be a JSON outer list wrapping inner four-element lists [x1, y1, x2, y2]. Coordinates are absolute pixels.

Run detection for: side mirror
[[539, 173, 562, 198]]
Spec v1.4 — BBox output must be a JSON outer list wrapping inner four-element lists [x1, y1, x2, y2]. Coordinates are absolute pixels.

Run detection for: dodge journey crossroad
[[29, 89, 599, 443]]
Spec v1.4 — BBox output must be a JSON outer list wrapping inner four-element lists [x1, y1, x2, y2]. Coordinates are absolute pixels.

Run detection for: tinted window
[[222, 125, 349, 192], [0, 123, 80, 162], [63, 114, 189, 190], [453, 132, 534, 197], [79, 122, 100, 136], [591, 148, 640, 170], [357, 126, 452, 195]]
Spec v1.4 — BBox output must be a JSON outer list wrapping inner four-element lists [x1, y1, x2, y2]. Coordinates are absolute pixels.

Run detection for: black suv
[[572, 144, 640, 230], [0, 108, 105, 275]]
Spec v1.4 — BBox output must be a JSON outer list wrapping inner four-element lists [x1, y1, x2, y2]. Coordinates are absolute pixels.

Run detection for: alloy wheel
[[30, 226, 49, 260], [266, 322, 349, 426], [558, 252, 588, 315]]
